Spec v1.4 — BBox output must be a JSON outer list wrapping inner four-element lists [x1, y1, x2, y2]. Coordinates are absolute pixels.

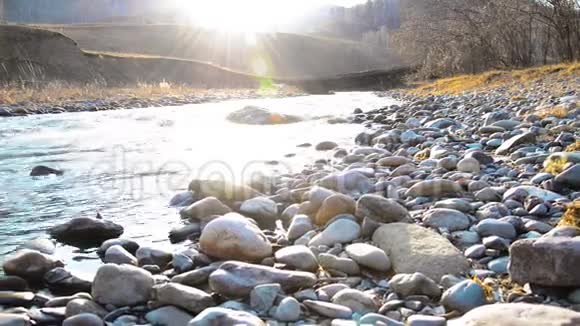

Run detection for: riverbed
[[0, 92, 397, 277]]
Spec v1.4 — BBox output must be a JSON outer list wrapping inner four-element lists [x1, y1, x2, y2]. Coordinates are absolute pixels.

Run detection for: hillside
[[0, 25, 261, 87], [42, 24, 402, 78]]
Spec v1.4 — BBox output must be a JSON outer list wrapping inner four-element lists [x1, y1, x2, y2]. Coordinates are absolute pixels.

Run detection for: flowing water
[[0, 92, 397, 278]]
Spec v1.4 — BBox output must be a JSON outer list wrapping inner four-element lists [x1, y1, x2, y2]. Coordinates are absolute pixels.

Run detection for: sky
[[178, 0, 368, 31]]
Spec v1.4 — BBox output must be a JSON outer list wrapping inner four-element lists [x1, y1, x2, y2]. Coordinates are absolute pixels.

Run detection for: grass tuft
[[565, 141, 580, 152], [544, 156, 569, 175], [557, 201, 580, 229]]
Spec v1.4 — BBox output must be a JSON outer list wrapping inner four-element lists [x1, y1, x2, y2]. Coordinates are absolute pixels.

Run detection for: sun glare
[[181, 0, 310, 32]]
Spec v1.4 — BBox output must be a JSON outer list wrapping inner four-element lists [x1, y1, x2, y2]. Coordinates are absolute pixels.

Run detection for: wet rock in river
[[97, 238, 139, 256], [208, 261, 316, 298], [49, 217, 123, 248], [315, 141, 338, 151], [169, 191, 195, 207], [18, 237, 56, 255], [199, 213, 272, 262], [227, 105, 301, 125], [30, 165, 64, 177], [135, 246, 172, 269], [103, 245, 137, 266], [2, 249, 64, 282]]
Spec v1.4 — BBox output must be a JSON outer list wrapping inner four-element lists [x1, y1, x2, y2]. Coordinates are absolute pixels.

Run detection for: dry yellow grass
[[565, 141, 580, 152], [413, 62, 580, 95], [557, 201, 580, 229], [535, 105, 569, 119], [0, 81, 296, 106]]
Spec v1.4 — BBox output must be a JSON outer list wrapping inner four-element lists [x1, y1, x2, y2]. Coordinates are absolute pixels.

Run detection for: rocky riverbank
[[0, 88, 301, 117], [1, 83, 579, 325]]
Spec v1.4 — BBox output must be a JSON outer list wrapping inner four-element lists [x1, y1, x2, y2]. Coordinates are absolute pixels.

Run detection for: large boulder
[[355, 195, 409, 223], [153, 283, 214, 314], [188, 179, 261, 202], [209, 261, 317, 298], [509, 237, 580, 286], [372, 223, 470, 281], [199, 213, 272, 262], [226, 105, 301, 125], [2, 249, 63, 282], [448, 303, 580, 326], [91, 264, 154, 306], [49, 218, 123, 247]]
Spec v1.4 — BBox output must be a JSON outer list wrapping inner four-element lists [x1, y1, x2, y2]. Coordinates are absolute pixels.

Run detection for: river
[[0, 92, 396, 278]]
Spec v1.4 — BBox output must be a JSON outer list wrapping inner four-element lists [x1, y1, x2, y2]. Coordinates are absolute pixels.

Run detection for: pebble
[[441, 280, 487, 313], [199, 213, 272, 262], [309, 218, 361, 247], [275, 245, 318, 272], [331, 289, 377, 314], [422, 208, 471, 231], [274, 297, 301, 321], [389, 273, 441, 298], [303, 300, 353, 319]]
